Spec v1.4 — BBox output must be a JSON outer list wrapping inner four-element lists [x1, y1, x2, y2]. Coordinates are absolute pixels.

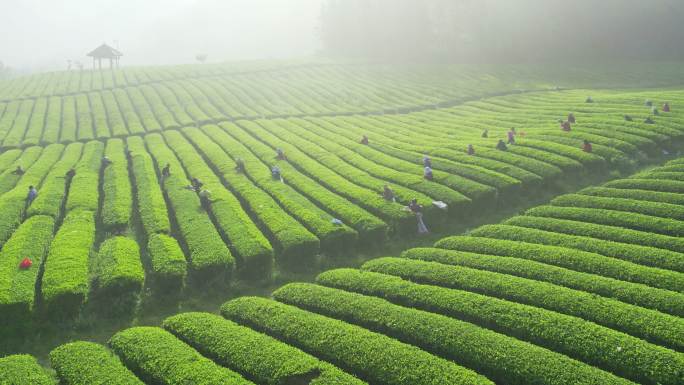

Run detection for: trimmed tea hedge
[[27, 142, 83, 219], [49, 341, 143, 385], [145, 133, 235, 284], [603, 178, 684, 193], [101, 138, 132, 230], [0, 215, 54, 328], [316, 269, 682, 385], [41, 210, 96, 316], [0, 144, 63, 249], [362, 257, 684, 351], [91, 236, 144, 302], [109, 326, 254, 385], [435, 235, 684, 293], [221, 296, 492, 385], [166, 129, 314, 269], [0, 354, 54, 385], [275, 282, 634, 385], [580, 186, 684, 206], [553, 193, 684, 221], [163, 312, 367, 385], [147, 233, 186, 292], [0, 147, 42, 196], [469, 224, 684, 273], [526, 205, 684, 237], [189, 125, 358, 254], [66, 141, 104, 212], [503, 216, 684, 267], [126, 136, 170, 235], [237, 120, 419, 233], [209, 123, 388, 244], [402, 247, 684, 316], [161, 130, 274, 278]]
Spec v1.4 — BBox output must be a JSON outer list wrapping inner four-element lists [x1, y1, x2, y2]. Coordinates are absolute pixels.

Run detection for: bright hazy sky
[[0, 0, 323, 71]]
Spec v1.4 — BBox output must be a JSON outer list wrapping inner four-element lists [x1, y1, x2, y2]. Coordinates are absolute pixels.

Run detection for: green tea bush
[[49, 341, 143, 385], [109, 326, 254, 385], [221, 296, 492, 385], [163, 312, 367, 385]]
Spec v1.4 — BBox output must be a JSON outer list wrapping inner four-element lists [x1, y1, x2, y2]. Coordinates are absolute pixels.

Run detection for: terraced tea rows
[[0, 81, 682, 327], [1, 62, 684, 149], [5, 157, 684, 385]]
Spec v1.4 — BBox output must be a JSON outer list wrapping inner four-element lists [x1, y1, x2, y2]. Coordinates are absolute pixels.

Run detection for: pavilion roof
[[87, 44, 123, 59]]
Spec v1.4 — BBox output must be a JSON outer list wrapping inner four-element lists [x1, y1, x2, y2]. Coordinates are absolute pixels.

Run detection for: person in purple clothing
[[507, 129, 516, 145]]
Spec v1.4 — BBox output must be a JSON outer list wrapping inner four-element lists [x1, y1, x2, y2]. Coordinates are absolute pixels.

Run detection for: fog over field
[[0, 0, 323, 71], [1, 1, 684, 71]]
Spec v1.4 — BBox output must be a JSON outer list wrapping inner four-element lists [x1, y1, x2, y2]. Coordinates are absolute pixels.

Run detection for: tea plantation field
[[0, 61, 683, 383], [4, 158, 684, 384]]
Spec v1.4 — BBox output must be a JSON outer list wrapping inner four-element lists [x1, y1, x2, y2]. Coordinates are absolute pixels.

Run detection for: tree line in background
[[320, 0, 684, 62]]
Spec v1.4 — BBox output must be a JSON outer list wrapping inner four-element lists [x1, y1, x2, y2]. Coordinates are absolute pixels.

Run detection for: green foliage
[[0, 148, 21, 174], [92, 236, 144, 300], [527, 204, 684, 237], [3, 99, 34, 148], [126, 136, 170, 235], [552, 193, 684, 221], [27, 143, 83, 219], [316, 269, 681, 385], [503, 215, 684, 268], [362, 257, 684, 351], [237, 120, 415, 232], [49, 341, 143, 385], [75, 94, 94, 141], [580, 186, 684, 206], [0, 215, 54, 330], [0, 144, 63, 249], [60, 96, 77, 142], [101, 138, 132, 230], [163, 312, 367, 385], [189, 125, 358, 254], [207, 123, 388, 244], [166, 128, 320, 266], [285, 117, 477, 207], [403, 247, 684, 316], [109, 326, 254, 385], [66, 141, 104, 212], [221, 296, 492, 385], [469, 223, 684, 272], [0, 354, 55, 385], [144, 134, 234, 283], [161, 130, 276, 277], [22, 97, 47, 146], [0, 146, 42, 196], [147, 233, 186, 292], [41, 210, 96, 316], [604, 178, 684, 193], [88, 92, 111, 139]]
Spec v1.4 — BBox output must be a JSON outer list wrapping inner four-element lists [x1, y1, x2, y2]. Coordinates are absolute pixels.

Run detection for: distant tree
[[196, 54, 208, 63], [319, 0, 684, 63]]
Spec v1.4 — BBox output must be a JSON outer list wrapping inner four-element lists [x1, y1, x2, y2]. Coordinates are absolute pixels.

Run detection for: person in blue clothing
[[27, 186, 38, 205], [422, 154, 432, 168], [423, 166, 433, 181], [271, 165, 282, 181]]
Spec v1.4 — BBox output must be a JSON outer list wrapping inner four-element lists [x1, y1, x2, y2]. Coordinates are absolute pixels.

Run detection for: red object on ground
[[19, 258, 32, 269]]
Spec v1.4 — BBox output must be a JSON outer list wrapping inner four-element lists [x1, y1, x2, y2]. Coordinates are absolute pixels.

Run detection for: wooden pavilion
[[87, 43, 123, 70]]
